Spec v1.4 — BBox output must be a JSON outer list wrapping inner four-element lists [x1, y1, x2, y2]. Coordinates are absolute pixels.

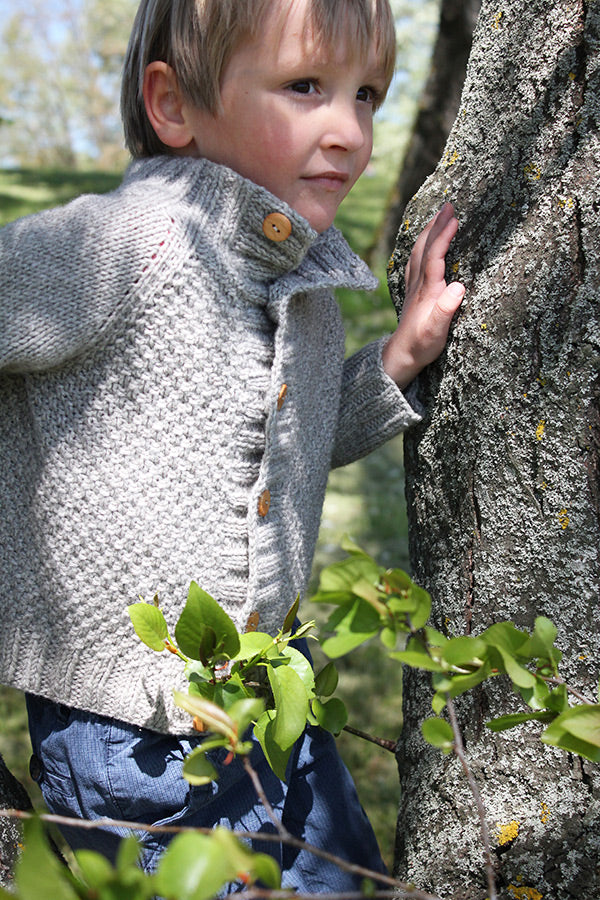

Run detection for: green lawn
[[0, 155, 408, 869]]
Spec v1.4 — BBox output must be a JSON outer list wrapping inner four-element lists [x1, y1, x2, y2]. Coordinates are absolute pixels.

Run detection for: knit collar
[[123, 155, 378, 295]]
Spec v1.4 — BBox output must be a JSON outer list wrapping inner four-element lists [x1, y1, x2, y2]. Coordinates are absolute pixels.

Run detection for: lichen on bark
[[388, 1, 600, 897]]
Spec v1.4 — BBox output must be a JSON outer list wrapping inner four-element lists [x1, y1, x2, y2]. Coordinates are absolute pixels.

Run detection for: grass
[[0, 153, 408, 870]]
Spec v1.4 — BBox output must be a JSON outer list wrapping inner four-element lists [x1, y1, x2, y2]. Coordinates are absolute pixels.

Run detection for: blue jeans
[[26, 695, 387, 892]]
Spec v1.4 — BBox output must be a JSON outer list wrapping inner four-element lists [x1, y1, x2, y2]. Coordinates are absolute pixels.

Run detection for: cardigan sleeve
[[331, 336, 423, 469], [0, 190, 175, 374]]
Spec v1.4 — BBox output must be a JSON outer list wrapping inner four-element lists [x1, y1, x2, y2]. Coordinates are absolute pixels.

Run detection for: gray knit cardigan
[[0, 156, 421, 733]]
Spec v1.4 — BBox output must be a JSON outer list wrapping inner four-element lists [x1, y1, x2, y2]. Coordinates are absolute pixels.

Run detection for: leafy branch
[[4, 539, 598, 900]]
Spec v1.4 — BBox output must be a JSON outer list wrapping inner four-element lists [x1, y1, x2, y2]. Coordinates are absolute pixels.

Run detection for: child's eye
[[287, 80, 318, 95], [356, 85, 378, 104]]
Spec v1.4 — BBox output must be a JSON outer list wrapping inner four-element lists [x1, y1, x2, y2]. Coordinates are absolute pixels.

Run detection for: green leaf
[[254, 710, 293, 781], [282, 596, 300, 634], [481, 621, 529, 655], [175, 583, 240, 662], [518, 616, 560, 664], [441, 636, 487, 668], [210, 674, 252, 712], [278, 646, 315, 696], [128, 603, 168, 652], [391, 637, 443, 672], [16, 818, 80, 900], [182, 746, 220, 785], [173, 691, 236, 741], [495, 646, 537, 689], [439, 661, 492, 699], [486, 711, 555, 732], [74, 849, 115, 887], [406, 585, 432, 631], [431, 692, 446, 714], [315, 661, 339, 697], [312, 697, 348, 734], [268, 664, 308, 752], [340, 534, 373, 557], [115, 835, 144, 874], [184, 659, 213, 684], [542, 705, 600, 762], [518, 676, 552, 711], [317, 556, 382, 596], [212, 827, 281, 889], [421, 717, 454, 752], [320, 597, 381, 658], [380, 568, 414, 593], [549, 704, 600, 745], [546, 683, 569, 713], [424, 627, 449, 647], [154, 831, 235, 900], [380, 626, 397, 649], [234, 631, 274, 661], [227, 697, 264, 736]]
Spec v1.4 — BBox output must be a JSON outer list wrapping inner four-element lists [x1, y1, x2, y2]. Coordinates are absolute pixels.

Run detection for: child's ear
[[143, 62, 194, 150]]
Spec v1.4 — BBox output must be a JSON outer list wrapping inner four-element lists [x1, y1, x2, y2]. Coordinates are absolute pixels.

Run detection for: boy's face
[[182, 0, 387, 233]]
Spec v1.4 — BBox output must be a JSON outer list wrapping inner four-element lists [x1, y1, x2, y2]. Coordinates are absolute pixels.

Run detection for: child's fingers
[[405, 204, 458, 293], [436, 280, 466, 317]]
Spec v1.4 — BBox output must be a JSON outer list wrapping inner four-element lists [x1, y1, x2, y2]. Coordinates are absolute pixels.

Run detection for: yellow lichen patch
[[568, 71, 576, 81], [387, 255, 395, 273], [497, 820, 519, 846], [508, 885, 543, 900], [524, 164, 541, 182], [558, 509, 569, 530], [558, 196, 574, 210], [492, 11, 503, 29], [535, 420, 545, 441], [540, 802, 550, 824], [402, 218, 410, 233], [481, 323, 488, 331], [443, 149, 460, 168], [451, 261, 460, 274]]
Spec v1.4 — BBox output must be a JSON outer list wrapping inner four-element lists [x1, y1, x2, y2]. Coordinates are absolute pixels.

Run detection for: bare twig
[[342, 724, 397, 753], [446, 696, 497, 900], [541, 675, 595, 706], [239, 891, 432, 900], [0, 809, 442, 898], [241, 756, 290, 840]]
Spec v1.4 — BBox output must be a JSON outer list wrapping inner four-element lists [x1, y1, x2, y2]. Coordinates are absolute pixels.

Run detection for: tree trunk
[[0, 754, 32, 887], [378, 0, 481, 261], [388, 1, 600, 898]]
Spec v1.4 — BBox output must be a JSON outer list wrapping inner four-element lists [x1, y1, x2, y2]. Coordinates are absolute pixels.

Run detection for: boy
[[0, 0, 464, 890]]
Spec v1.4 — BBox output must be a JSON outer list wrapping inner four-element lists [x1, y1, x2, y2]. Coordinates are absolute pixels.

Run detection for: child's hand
[[382, 203, 465, 390]]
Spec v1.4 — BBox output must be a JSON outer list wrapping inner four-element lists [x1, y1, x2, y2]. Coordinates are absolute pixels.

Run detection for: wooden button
[[258, 489, 271, 517], [262, 213, 292, 242], [245, 611, 260, 633], [277, 383, 288, 410]]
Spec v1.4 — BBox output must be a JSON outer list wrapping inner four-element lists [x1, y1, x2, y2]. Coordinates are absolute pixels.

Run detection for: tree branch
[[342, 724, 398, 753], [0, 809, 442, 898]]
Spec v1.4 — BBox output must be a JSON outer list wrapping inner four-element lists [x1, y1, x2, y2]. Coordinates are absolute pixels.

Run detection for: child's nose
[[321, 101, 368, 153]]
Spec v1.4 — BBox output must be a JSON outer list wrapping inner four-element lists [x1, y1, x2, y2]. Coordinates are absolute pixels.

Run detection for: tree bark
[[0, 754, 32, 887], [388, 1, 600, 898], [378, 0, 481, 260]]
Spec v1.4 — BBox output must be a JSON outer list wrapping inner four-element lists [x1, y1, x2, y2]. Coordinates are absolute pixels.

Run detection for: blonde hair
[[121, 0, 396, 158]]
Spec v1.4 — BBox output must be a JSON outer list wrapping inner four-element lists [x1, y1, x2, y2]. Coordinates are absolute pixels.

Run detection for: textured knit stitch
[[0, 156, 421, 733]]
